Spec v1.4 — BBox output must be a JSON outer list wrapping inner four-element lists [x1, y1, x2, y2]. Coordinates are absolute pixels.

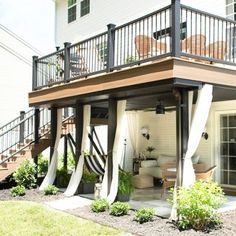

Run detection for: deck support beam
[[75, 102, 83, 165], [63, 135, 68, 170], [175, 89, 189, 187], [34, 108, 40, 177], [107, 99, 117, 194], [50, 107, 57, 162]]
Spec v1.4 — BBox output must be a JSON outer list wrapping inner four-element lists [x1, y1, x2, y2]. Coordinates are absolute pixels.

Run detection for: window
[[80, 0, 90, 17], [226, 0, 236, 20], [96, 42, 108, 66], [226, 0, 236, 58], [68, 0, 77, 23]]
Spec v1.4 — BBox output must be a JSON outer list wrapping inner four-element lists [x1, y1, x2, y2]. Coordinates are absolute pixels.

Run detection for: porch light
[[140, 127, 150, 140]]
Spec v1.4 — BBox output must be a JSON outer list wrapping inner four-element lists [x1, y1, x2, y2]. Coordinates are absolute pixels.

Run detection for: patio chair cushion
[[141, 160, 158, 168], [157, 154, 176, 166], [132, 174, 154, 189]]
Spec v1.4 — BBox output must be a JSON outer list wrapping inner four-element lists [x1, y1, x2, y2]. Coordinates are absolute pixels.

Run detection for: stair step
[[0, 155, 8, 161], [9, 149, 26, 155], [0, 163, 7, 168], [0, 167, 8, 171], [17, 143, 26, 149], [25, 139, 33, 144]]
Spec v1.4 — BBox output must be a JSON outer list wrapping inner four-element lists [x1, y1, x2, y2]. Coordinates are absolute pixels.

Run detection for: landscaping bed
[[0, 184, 236, 235], [67, 206, 236, 236], [0, 187, 64, 203]]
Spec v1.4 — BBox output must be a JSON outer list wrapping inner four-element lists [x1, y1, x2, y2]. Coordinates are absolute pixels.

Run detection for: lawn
[[0, 201, 128, 236]]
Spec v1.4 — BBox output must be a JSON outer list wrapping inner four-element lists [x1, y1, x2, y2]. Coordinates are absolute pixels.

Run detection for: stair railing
[[0, 108, 75, 166]]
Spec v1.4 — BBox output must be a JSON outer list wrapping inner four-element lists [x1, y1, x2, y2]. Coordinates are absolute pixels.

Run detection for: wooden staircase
[[0, 109, 75, 182]]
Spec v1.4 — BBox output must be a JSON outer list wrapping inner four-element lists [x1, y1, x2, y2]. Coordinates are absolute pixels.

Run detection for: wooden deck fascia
[[29, 58, 236, 107]]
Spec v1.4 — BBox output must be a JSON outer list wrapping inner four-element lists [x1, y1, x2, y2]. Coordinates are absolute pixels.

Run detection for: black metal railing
[[0, 110, 34, 136], [180, 5, 236, 64], [0, 108, 75, 165], [32, 1, 236, 90], [0, 109, 50, 161]]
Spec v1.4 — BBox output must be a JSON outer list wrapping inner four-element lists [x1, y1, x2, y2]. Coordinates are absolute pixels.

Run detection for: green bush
[[82, 168, 98, 183], [109, 202, 130, 216], [134, 208, 155, 224], [43, 185, 59, 195], [56, 168, 70, 187], [58, 152, 75, 171], [91, 199, 109, 213], [118, 170, 134, 195], [10, 185, 26, 197], [38, 154, 48, 175], [171, 180, 225, 231], [13, 160, 36, 189]]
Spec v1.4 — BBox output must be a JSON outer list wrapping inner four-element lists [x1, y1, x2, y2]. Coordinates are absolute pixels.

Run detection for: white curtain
[[100, 100, 127, 203], [182, 84, 213, 187], [39, 109, 62, 190], [126, 111, 139, 158], [64, 105, 91, 196]]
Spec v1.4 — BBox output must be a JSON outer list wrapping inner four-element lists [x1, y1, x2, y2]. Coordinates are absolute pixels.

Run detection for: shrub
[[91, 199, 109, 213], [109, 202, 130, 216], [43, 185, 59, 195], [171, 180, 225, 231], [118, 170, 134, 195], [134, 208, 155, 224], [56, 168, 71, 187], [58, 152, 75, 171], [13, 160, 36, 189], [10, 185, 26, 197], [82, 168, 98, 183], [38, 154, 48, 175]]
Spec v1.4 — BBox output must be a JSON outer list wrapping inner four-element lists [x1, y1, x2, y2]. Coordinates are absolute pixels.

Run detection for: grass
[[0, 201, 128, 236]]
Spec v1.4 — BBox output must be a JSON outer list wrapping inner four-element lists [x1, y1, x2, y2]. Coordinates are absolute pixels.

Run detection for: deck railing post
[[171, 0, 181, 57], [19, 111, 25, 144], [64, 42, 71, 82], [107, 24, 116, 72], [32, 56, 38, 90]]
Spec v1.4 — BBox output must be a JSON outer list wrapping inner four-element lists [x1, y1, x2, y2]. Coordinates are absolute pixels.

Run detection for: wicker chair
[[195, 165, 217, 180], [135, 35, 167, 59], [205, 41, 227, 61], [181, 34, 206, 55]]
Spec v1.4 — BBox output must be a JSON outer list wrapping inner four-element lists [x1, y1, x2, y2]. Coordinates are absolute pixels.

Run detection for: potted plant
[[56, 168, 71, 188], [116, 170, 134, 202], [78, 168, 98, 194], [146, 146, 156, 159]]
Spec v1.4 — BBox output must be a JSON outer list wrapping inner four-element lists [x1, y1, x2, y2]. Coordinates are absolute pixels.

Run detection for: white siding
[[55, 0, 226, 46]]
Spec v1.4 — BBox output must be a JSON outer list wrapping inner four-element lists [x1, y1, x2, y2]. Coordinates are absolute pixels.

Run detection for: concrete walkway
[[45, 196, 92, 210]]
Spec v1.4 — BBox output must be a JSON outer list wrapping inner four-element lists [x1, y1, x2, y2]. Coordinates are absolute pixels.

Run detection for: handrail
[[0, 112, 75, 165], [0, 109, 34, 134]]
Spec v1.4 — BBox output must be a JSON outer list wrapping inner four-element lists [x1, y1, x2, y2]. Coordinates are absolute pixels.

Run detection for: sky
[[0, 0, 55, 125], [0, 0, 55, 54]]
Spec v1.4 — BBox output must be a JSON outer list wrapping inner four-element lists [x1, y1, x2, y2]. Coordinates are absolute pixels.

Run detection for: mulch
[[0, 188, 236, 236], [0, 188, 64, 203], [67, 206, 236, 236]]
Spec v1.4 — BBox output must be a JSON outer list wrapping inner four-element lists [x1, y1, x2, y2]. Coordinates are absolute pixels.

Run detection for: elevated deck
[[29, 2, 236, 108]]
